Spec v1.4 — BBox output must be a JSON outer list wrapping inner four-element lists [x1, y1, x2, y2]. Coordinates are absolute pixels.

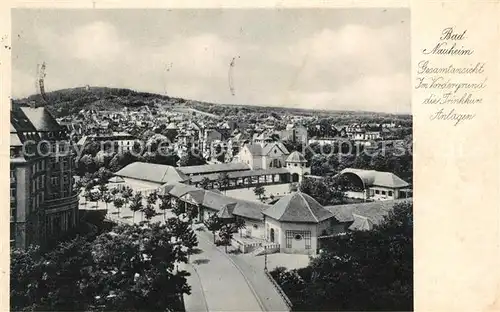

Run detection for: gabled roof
[[263, 192, 333, 223], [349, 214, 374, 231], [115, 162, 189, 184], [261, 142, 289, 156], [217, 203, 236, 219], [245, 144, 263, 156]]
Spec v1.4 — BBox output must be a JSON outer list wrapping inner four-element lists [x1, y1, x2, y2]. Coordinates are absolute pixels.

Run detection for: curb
[[185, 262, 210, 312], [197, 233, 267, 312]]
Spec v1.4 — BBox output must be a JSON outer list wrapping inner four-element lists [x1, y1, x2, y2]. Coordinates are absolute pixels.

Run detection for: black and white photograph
[[10, 7, 412, 311]]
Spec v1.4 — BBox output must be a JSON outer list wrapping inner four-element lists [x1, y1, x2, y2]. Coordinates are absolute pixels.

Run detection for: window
[[388, 191, 393, 196], [294, 234, 303, 240], [285, 231, 293, 248], [381, 190, 386, 195], [375, 190, 380, 194]]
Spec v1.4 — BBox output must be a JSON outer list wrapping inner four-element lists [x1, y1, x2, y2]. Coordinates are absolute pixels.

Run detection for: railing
[[264, 268, 293, 311]]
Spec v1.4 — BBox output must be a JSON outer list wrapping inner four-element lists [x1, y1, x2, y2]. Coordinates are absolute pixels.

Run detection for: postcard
[[1, 1, 499, 311]]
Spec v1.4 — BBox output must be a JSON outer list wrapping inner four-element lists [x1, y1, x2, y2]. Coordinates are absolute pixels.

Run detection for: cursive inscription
[[416, 27, 487, 126]]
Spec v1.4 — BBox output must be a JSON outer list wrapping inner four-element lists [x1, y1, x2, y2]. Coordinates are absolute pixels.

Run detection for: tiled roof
[[325, 198, 411, 225], [263, 192, 333, 223], [115, 162, 189, 184], [158, 183, 268, 220]]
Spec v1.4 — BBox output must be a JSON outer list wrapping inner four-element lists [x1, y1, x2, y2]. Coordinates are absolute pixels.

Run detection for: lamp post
[[264, 245, 268, 272]]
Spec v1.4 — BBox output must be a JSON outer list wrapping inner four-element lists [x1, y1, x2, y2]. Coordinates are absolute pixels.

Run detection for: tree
[[158, 196, 172, 222], [129, 192, 143, 223], [205, 213, 222, 244], [143, 203, 157, 222], [146, 190, 158, 206], [165, 217, 198, 262], [199, 177, 211, 190], [217, 172, 230, 194], [254, 185, 265, 199], [89, 191, 100, 209], [121, 187, 133, 208], [83, 189, 91, 206], [218, 224, 233, 253], [113, 197, 124, 217], [102, 191, 113, 212], [110, 187, 120, 200], [172, 200, 185, 217], [232, 217, 246, 238], [186, 205, 199, 224], [89, 223, 193, 311], [178, 152, 206, 167], [10, 238, 94, 311]]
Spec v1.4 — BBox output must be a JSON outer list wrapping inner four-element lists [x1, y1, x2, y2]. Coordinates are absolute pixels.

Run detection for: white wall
[[369, 186, 396, 200], [240, 218, 265, 239], [122, 178, 162, 192], [265, 217, 318, 255]]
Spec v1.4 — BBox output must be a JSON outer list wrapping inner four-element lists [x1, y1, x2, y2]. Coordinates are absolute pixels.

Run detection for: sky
[[12, 8, 410, 113]]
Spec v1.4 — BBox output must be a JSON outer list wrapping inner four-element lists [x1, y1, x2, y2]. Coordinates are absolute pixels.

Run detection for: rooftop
[[286, 151, 307, 163], [115, 162, 189, 184], [339, 168, 410, 188], [263, 192, 333, 223], [20, 106, 61, 132], [325, 198, 412, 230]]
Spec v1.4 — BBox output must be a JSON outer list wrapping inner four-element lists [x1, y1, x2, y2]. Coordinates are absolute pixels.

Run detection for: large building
[[10, 103, 79, 249], [338, 168, 411, 200]]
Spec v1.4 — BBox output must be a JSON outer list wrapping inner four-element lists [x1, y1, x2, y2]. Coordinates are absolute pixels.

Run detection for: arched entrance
[[270, 228, 275, 242], [291, 173, 299, 182]]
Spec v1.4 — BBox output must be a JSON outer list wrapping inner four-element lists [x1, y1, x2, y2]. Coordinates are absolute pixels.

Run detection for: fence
[[264, 268, 293, 311], [231, 238, 262, 253]]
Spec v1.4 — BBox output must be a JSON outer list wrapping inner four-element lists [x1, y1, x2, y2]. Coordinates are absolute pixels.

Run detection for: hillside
[[12, 87, 193, 118], [12, 87, 411, 121]]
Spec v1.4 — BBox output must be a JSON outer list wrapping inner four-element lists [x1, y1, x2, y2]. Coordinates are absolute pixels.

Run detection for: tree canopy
[[11, 222, 197, 311]]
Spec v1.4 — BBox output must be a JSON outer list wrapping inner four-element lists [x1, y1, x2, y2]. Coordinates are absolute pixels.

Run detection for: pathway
[[191, 230, 264, 311]]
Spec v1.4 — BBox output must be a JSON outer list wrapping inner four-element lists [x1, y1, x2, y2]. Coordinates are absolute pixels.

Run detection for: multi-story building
[[10, 103, 79, 249]]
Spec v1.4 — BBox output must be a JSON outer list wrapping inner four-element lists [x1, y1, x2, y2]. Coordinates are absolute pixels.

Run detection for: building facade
[[10, 104, 79, 249]]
